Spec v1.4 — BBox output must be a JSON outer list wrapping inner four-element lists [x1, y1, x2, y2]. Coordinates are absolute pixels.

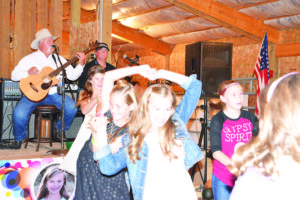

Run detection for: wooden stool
[[25, 105, 60, 152]]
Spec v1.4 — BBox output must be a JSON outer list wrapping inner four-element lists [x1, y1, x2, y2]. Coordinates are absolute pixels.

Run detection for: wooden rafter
[[160, 26, 220, 40], [112, 22, 174, 55], [63, 2, 173, 55], [115, 5, 175, 21], [165, 0, 280, 44], [63, 2, 96, 24], [260, 13, 300, 21], [139, 15, 198, 30], [276, 42, 300, 57], [233, 0, 280, 10], [112, 0, 129, 6]]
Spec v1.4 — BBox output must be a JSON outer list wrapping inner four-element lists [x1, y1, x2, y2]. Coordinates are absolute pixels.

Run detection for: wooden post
[[14, 1, 32, 68], [71, 0, 81, 27], [270, 43, 279, 79], [0, 0, 10, 78], [97, 0, 112, 63], [165, 55, 170, 71], [49, 0, 63, 50], [37, 0, 48, 30]]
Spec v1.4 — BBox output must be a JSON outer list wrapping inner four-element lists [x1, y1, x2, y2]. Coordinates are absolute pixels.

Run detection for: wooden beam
[[165, 0, 280, 44], [115, 5, 174, 21], [14, 1, 32, 68], [30, 0, 36, 39], [276, 42, 300, 57], [49, 0, 63, 50], [0, 0, 10, 78], [139, 15, 198, 30], [63, 2, 96, 24], [112, 0, 129, 6], [233, 0, 280, 10], [112, 22, 174, 55], [37, 0, 48, 30], [71, 0, 81, 27], [100, 0, 113, 62]]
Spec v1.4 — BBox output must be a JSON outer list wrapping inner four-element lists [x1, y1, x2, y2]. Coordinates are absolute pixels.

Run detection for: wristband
[[96, 110, 102, 117], [91, 138, 99, 148], [95, 96, 97, 101]]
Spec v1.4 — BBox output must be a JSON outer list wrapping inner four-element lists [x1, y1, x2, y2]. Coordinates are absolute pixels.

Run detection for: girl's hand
[[109, 136, 123, 154], [96, 91, 102, 102], [138, 65, 156, 79], [90, 115, 108, 151], [92, 90, 101, 102], [148, 69, 163, 80]]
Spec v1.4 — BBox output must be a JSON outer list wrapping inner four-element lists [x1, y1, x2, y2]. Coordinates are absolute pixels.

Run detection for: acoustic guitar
[[19, 41, 100, 102]]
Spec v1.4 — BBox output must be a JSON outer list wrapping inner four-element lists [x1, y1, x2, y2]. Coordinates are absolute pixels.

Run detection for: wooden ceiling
[[62, 0, 300, 55]]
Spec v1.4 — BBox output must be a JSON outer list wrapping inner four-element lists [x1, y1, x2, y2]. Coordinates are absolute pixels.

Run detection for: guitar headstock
[[88, 41, 100, 51]]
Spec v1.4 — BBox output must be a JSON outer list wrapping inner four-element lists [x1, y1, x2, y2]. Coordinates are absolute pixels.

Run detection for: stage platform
[[0, 141, 64, 160]]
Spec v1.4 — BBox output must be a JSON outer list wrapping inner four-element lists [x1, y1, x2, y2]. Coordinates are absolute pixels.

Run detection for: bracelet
[[96, 111, 102, 117], [95, 96, 97, 101], [91, 138, 100, 148]]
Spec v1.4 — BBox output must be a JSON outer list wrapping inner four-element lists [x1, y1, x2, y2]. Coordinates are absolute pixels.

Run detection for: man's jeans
[[12, 93, 78, 141]]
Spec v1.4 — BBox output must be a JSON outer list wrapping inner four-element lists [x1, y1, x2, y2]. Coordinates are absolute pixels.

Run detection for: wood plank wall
[[0, 0, 63, 79], [14, 0, 33, 69], [0, 1, 10, 78], [50, 0, 63, 50]]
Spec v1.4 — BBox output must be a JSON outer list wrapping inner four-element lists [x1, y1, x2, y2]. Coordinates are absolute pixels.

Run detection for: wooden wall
[[0, 0, 10, 79], [0, 0, 63, 79], [111, 28, 300, 110]]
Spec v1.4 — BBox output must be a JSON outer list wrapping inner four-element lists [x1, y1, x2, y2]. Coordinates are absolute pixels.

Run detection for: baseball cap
[[96, 42, 110, 51]]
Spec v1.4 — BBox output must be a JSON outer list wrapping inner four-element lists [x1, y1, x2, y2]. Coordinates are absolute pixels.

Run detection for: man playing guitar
[[10, 28, 86, 149]]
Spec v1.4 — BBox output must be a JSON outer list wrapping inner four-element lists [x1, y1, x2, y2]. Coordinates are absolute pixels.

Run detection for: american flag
[[254, 32, 269, 116]]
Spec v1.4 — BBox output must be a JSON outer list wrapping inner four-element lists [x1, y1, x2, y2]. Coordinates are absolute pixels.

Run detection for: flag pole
[[253, 30, 268, 77]]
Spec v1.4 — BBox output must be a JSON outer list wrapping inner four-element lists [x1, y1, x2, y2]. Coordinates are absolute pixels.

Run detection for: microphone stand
[[51, 47, 68, 156]]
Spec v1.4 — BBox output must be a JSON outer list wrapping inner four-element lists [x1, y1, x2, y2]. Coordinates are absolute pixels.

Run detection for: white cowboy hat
[[31, 28, 59, 50]]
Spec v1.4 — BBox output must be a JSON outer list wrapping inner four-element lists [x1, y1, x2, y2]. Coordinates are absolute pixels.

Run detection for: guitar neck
[[48, 47, 92, 78]]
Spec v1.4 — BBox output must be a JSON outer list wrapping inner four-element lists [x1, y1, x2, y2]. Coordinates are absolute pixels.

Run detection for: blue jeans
[[13, 93, 78, 141], [211, 174, 233, 200]]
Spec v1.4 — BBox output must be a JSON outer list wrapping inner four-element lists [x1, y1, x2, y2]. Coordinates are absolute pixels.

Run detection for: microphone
[[51, 44, 57, 49], [123, 55, 140, 66]]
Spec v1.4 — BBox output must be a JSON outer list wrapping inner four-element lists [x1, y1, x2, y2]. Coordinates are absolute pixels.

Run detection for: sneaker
[[9, 141, 22, 149]]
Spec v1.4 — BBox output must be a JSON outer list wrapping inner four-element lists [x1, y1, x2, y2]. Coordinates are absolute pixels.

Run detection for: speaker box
[[63, 88, 84, 140], [185, 42, 232, 98], [65, 111, 84, 140], [0, 100, 35, 142]]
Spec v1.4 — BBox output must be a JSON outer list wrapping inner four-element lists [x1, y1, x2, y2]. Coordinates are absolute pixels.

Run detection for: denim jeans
[[211, 174, 233, 200], [12, 93, 78, 141]]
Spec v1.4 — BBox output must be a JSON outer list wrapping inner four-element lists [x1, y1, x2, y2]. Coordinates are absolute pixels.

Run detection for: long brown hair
[[127, 84, 178, 163], [76, 65, 105, 106], [36, 166, 69, 200], [229, 73, 300, 178]]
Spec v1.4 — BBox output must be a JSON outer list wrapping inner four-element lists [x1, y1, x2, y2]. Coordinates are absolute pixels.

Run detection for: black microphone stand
[[51, 46, 68, 156], [191, 97, 208, 192]]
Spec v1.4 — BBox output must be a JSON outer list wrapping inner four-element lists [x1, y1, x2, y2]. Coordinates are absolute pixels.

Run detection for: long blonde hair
[[128, 84, 178, 163], [229, 73, 300, 178], [109, 83, 139, 143]]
